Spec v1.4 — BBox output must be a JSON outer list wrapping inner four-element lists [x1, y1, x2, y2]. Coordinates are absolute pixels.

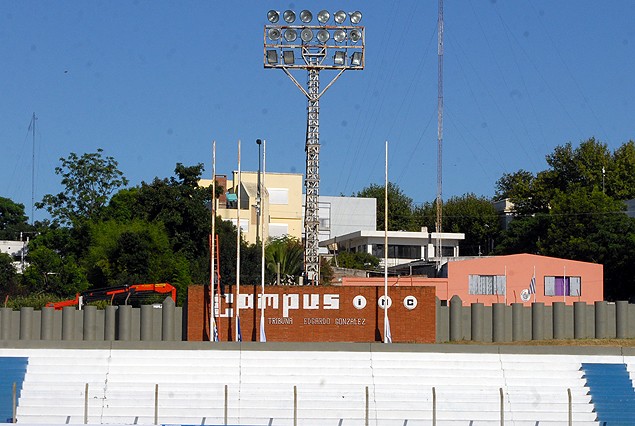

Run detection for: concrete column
[[553, 302, 565, 340], [83, 306, 97, 341], [0, 308, 11, 340], [573, 302, 586, 339], [531, 302, 544, 340], [471, 303, 484, 342], [492, 303, 505, 342], [512, 303, 523, 341], [141, 305, 153, 341], [19, 307, 33, 340], [118, 305, 132, 341], [104, 306, 117, 341], [62, 307, 75, 340], [616, 301, 628, 339], [162, 297, 175, 341], [449, 296, 463, 342], [594, 301, 607, 339], [40, 307, 54, 340]]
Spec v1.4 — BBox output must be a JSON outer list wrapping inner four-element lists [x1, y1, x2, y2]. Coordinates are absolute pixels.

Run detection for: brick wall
[[187, 285, 435, 343]]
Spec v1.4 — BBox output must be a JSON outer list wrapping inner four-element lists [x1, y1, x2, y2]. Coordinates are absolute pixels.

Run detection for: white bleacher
[[0, 346, 619, 425]]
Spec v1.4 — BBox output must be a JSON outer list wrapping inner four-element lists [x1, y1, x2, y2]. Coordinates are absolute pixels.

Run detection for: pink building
[[340, 253, 604, 306]]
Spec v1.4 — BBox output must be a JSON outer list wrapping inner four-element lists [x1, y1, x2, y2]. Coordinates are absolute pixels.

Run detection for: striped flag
[[529, 274, 536, 294], [259, 318, 266, 343], [385, 316, 392, 343], [237, 316, 242, 342]]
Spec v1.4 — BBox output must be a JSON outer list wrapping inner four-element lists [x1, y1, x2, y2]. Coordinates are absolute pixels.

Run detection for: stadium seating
[[1, 346, 629, 425]]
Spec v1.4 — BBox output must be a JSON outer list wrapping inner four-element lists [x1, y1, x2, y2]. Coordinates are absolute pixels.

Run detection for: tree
[[22, 246, 89, 297], [414, 194, 501, 256], [265, 236, 303, 284], [0, 253, 21, 297], [36, 149, 128, 225], [334, 251, 379, 270], [357, 182, 414, 231], [0, 197, 34, 240]]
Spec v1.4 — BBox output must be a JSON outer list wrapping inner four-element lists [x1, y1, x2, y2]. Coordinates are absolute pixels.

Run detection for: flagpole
[[504, 265, 507, 305], [563, 265, 566, 304], [236, 140, 241, 342], [210, 140, 217, 342], [260, 140, 267, 343], [533, 265, 536, 303], [384, 141, 391, 343]]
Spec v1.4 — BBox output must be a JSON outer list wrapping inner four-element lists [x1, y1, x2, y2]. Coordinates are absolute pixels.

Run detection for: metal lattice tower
[[304, 67, 321, 282], [263, 9, 365, 284]]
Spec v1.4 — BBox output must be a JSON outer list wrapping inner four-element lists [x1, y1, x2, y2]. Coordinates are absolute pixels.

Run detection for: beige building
[[201, 171, 303, 244]]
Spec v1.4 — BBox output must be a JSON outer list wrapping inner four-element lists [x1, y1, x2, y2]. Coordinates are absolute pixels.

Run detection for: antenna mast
[[436, 0, 444, 262], [31, 112, 37, 225]]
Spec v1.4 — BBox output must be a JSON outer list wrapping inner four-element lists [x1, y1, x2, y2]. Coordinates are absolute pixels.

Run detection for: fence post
[[449, 296, 463, 341], [616, 301, 628, 339], [104, 306, 117, 341], [432, 387, 436, 426], [293, 385, 297, 426], [41, 307, 54, 340], [573, 302, 586, 339], [365, 386, 369, 426], [512, 303, 523, 341], [531, 302, 544, 340], [154, 384, 158, 425], [499, 387, 504, 425], [492, 303, 505, 342], [62, 306, 75, 340], [83, 306, 97, 341], [553, 302, 565, 340], [568, 388, 572, 426], [224, 384, 228, 425], [594, 301, 608, 339], [471, 303, 484, 342], [19, 307, 33, 340], [84, 383, 88, 424], [12, 382, 16, 423], [162, 297, 175, 341]]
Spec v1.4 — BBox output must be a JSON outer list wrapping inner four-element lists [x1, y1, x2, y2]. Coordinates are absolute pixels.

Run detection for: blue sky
[[2, 1, 634, 223]]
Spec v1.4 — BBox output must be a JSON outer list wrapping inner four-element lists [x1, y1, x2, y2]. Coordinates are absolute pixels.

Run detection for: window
[[268, 223, 288, 238], [230, 218, 249, 233], [372, 244, 421, 259], [468, 274, 506, 295], [544, 276, 581, 297], [268, 188, 288, 205]]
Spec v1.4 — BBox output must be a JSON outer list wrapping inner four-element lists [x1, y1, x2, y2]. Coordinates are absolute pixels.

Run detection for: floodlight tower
[[263, 9, 365, 284]]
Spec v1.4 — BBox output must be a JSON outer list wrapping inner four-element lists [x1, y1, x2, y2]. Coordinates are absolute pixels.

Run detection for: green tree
[[414, 194, 501, 256], [36, 149, 128, 225], [0, 196, 34, 240], [0, 253, 21, 297], [265, 236, 303, 284], [22, 246, 89, 297], [334, 251, 379, 270], [357, 182, 414, 231]]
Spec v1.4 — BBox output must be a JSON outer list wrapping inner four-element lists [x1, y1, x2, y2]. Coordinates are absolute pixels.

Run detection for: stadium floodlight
[[334, 10, 347, 24], [301, 28, 313, 42], [351, 52, 363, 66], [283, 10, 296, 23], [268, 28, 281, 41], [349, 29, 361, 43], [300, 10, 313, 23], [266, 50, 278, 65], [349, 11, 362, 24], [262, 9, 365, 284], [334, 51, 346, 65], [283, 51, 295, 65], [284, 29, 298, 42], [267, 10, 280, 23], [316, 29, 330, 43], [317, 10, 330, 24], [333, 29, 346, 43]]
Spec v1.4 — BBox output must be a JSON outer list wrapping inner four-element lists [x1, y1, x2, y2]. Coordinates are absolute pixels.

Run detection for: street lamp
[[263, 9, 365, 284]]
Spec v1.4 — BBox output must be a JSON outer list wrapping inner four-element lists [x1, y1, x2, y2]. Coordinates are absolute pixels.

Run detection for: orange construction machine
[[46, 283, 177, 310]]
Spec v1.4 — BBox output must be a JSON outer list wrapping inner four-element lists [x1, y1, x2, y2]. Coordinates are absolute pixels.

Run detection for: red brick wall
[[187, 285, 435, 343]]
